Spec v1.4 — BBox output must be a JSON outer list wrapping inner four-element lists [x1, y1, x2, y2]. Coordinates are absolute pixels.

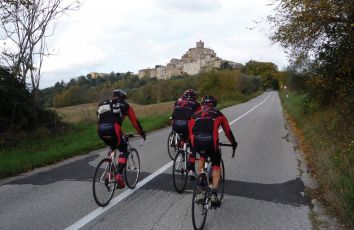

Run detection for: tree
[[0, 0, 79, 100], [268, 0, 354, 106]]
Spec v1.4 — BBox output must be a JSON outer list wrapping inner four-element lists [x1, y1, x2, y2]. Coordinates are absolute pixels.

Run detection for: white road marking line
[[65, 161, 173, 230], [218, 93, 271, 133], [65, 93, 272, 230]]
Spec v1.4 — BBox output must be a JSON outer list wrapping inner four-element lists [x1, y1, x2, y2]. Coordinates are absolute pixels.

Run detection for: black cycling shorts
[[97, 123, 127, 153], [194, 134, 220, 166], [172, 119, 189, 141]]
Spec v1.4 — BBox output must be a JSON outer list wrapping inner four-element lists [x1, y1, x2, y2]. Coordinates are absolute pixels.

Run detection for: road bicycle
[[191, 143, 236, 230], [167, 130, 182, 160], [92, 134, 143, 207], [172, 139, 194, 193]]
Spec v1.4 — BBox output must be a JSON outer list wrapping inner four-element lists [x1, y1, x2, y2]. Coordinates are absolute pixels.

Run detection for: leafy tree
[[0, 0, 80, 100], [0, 66, 57, 147], [268, 0, 354, 107]]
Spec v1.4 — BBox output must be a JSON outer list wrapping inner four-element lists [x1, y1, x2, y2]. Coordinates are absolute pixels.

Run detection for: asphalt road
[[0, 92, 314, 230]]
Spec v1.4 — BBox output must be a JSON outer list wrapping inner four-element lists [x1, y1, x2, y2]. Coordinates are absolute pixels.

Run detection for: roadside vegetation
[[2, 62, 280, 179], [0, 114, 170, 179], [268, 0, 353, 226], [280, 91, 353, 226]]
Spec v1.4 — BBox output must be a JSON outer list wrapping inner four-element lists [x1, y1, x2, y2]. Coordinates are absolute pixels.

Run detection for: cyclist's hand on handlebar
[[232, 141, 238, 150]]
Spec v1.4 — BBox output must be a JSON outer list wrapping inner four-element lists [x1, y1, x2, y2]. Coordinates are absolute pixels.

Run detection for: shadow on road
[[7, 154, 310, 207]]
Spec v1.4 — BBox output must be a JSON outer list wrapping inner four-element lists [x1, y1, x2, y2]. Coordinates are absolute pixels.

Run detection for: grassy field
[[279, 91, 354, 227], [0, 114, 170, 179], [1, 93, 262, 179], [54, 101, 174, 123]]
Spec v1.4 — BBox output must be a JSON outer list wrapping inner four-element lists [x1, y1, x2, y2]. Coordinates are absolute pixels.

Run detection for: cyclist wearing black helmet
[[189, 95, 237, 207], [97, 89, 146, 188], [171, 89, 201, 177]]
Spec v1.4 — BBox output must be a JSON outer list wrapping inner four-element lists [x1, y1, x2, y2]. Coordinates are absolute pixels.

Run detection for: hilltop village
[[138, 41, 241, 79]]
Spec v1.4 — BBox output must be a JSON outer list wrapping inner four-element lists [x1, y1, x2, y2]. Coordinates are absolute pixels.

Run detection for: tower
[[196, 40, 204, 49]]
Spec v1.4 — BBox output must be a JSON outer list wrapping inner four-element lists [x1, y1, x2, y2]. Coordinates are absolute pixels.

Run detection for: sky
[[39, 0, 288, 88]]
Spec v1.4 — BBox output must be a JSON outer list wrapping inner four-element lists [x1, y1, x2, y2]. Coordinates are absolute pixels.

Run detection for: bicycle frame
[[175, 141, 191, 171], [106, 136, 135, 170]]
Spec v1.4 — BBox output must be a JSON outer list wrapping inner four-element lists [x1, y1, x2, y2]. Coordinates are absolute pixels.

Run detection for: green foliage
[[244, 60, 280, 90], [42, 68, 265, 107], [268, 0, 354, 109], [0, 66, 60, 147], [0, 114, 170, 178]]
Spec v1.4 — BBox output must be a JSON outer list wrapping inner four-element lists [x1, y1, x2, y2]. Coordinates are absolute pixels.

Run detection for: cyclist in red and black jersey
[[189, 95, 237, 207], [97, 89, 146, 188], [171, 89, 201, 177]]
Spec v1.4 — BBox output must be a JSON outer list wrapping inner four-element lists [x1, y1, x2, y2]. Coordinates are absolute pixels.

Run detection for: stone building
[[138, 41, 235, 79]]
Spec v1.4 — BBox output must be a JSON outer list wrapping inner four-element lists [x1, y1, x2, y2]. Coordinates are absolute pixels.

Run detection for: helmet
[[183, 89, 197, 101], [201, 95, 217, 107], [112, 89, 127, 101]]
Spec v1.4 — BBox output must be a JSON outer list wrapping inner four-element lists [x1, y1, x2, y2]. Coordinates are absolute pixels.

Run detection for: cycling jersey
[[97, 99, 145, 148], [189, 106, 236, 165], [171, 97, 201, 141]]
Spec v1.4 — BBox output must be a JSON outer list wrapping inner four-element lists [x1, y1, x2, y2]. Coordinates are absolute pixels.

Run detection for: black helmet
[[112, 89, 127, 101], [183, 89, 197, 101], [201, 95, 217, 107]]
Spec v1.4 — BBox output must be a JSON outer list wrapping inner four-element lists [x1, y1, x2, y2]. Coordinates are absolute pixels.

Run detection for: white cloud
[[39, 0, 287, 88]]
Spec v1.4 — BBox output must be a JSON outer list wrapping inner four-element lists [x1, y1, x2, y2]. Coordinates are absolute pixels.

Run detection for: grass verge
[[0, 92, 263, 180], [0, 114, 170, 179], [279, 90, 354, 227]]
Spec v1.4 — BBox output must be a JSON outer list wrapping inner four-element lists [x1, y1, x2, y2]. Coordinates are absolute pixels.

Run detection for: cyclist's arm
[[127, 105, 146, 139], [188, 117, 195, 145], [218, 115, 236, 146]]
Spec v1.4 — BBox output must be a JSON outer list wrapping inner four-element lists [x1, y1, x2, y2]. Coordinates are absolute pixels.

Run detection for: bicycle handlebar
[[124, 133, 145, 146], [219, 142, 237, 158]]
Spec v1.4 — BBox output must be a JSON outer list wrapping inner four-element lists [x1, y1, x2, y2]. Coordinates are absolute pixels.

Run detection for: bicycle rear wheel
[[167, 132, 178, 160], [172, 150, 188, 193], [93, 158, 115, 207], [124, 148, 140, 189], [218, 159, 225, 205], [192, 174, 208, 230]]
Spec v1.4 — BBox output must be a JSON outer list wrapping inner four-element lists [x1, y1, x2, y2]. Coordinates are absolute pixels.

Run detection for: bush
[[0, 66, 62, 148]]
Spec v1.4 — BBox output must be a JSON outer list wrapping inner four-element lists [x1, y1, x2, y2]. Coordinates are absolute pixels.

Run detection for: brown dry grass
[[53, 101, 174, 123]]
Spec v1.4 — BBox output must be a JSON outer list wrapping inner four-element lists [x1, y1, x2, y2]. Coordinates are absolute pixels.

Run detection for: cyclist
[[189, 95, 237, 207], [97, 89, 146, 188], [171, 89, 201, 177]]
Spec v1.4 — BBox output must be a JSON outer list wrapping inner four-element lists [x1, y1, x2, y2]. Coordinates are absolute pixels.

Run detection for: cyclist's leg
[[193, 140, 207, 174], [116, 137, 128, 174], [208, 145, 221, 190]]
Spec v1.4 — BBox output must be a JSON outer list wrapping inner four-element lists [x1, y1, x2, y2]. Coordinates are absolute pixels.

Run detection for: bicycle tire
[[167, 132, 178, 160], [218, 158, 225, 205], [124, 148, 140, 189], [172, 150, 188, 193], [192, 173, 208, 230], [93, 158, 116, 207]]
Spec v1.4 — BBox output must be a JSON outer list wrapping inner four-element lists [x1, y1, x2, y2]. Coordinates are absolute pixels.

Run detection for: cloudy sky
[[40, 0, 288, 88]]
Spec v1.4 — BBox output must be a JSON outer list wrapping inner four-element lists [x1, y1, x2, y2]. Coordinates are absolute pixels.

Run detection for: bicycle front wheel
[[192, 173, 208, 230], [93, 158, 116, 207], [167, 132, 178, 160], [124, 148, 140, 189], [172, 150, 188, 193]]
